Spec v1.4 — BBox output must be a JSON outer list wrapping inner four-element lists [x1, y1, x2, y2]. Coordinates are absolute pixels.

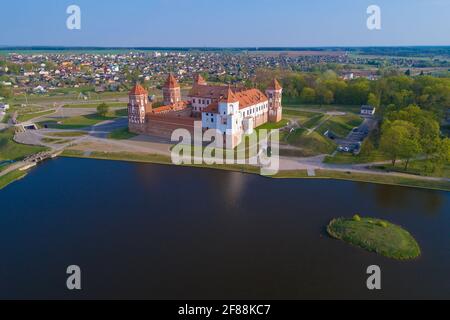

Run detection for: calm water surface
[[0, 158, 449, 299]]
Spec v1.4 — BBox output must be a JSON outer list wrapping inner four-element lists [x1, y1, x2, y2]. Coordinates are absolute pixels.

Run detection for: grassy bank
[[63, 102, 126, 108], [0, 128, 48, 161], [46, 131, 88, 138], [61, 150, 261, 174], [327, 216, 421, 260], [373, 160, 450, 179], [275, 169, 450, 191], [0, 169, 28, 190], [108, 128, 138, 140], [61, 148, 450, 191], [285, 129, 336, 156], [324, 151, 389, 165], [16, 109, 56, 123]]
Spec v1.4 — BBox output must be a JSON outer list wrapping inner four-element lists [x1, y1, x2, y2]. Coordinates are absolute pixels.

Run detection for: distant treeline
[[1, 46, 450, 56], [255, 69, 450, 117]]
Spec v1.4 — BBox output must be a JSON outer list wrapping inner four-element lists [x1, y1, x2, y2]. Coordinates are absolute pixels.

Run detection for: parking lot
[[336, 116, 378, 154]]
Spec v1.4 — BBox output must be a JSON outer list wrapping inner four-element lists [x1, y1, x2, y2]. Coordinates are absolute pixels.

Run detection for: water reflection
[[371, 184, 444, 215]]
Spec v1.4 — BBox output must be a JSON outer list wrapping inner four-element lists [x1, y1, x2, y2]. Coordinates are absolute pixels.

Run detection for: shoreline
[[59, 150, 450, 192]]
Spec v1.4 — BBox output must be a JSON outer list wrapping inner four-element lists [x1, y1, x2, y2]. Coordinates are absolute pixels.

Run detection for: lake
[[0, 158, 449, 299]]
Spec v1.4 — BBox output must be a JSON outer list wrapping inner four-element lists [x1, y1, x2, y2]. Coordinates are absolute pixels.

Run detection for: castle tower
[[128, 83, 151, 126], [163, 73, 181, 105], [266, 79, 283, 123], [194, 73, 207, 86]]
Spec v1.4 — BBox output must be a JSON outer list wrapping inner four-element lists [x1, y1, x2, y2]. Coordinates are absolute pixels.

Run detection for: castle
[[128, 74, 283, 148]]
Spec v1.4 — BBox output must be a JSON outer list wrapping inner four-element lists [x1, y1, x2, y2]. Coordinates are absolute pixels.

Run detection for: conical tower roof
[[267, 78, 282, 91], [129, 82, 148, 95], [164, 73, 179, 88]]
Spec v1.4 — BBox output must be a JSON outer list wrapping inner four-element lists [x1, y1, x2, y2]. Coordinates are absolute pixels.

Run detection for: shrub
[[353, 214, 362, 222], [97, 103, 110, 117]]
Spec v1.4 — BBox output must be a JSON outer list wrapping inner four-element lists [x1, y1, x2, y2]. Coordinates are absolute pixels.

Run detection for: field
[[39, 109, 126, 130], [285, 128, 336, 156], [316, 114, 364, 137], [324, 151, 389, 165], [0, 169, 28, 190], [374, 160, 450, 179], [0, 128, 48, 161], [108, 128, 138, 140], [16, 109, 55, 123], [63, 102, 127, 108]]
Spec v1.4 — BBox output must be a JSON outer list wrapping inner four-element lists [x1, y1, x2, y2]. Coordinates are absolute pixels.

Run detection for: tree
[[387, 105, 441, 159], [97, 103, 110, 117], [300, 87, 316, 104], [380, 120, 421, 168], [367, 93, 380, 107], [431, 138, 450, 174]]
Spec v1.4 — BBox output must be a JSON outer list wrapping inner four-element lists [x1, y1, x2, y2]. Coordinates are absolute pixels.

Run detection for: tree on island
[[97, 103, 110, 117]]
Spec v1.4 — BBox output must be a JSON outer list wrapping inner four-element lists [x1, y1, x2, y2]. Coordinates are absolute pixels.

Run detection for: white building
[[361, 105, 376, 116]]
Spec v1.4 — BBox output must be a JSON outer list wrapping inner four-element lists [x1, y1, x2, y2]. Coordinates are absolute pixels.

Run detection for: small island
[[327, 216, 421, 260]]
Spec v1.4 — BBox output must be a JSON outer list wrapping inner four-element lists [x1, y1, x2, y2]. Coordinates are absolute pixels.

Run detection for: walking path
[[3, 116, 449, 186]]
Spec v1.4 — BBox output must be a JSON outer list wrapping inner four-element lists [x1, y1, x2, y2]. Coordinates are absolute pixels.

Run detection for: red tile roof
[[204, 88, 268, 114], [164, 73, 179, 88], [234, 89, 268, 109], [129, 83, 148, 95], [220, 87, 239, 103]]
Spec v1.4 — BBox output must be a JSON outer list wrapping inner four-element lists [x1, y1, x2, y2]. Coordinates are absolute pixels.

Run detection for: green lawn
[[317, 114, 364, 137], [40, 110, 126, 130], [324, 151, 389, 165], [285, 128, 336, 156], [63, 102, 126, 108], [17, 109, 55, 123], [256, 119, 290, 131], [282, 98, 361, 113], [108, 127, 138, 140], [0, 169, 28, 190], [46, 131, 88, 138], [303, 114, 325, 129], [0, 128, 48, 161], [327, 217, 421, 260], [374, 159, 450, 179]]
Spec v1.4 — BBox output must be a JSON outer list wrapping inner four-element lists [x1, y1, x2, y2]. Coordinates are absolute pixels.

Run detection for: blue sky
[[1, 0, 449, 47]]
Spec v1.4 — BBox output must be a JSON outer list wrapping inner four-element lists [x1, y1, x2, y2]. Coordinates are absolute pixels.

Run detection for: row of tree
[[379, 105, 449, 172], [255, 69, 450, 118]]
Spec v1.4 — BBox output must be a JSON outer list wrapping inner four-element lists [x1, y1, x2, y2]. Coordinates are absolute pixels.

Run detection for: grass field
[[256, 119, 290, 131], [108, 128, 138, 140], [316, 114, 364, 137], [0, 128, 48, 161], [283, 109, 319, 125], [303, 114, 325, 129], [374, 160, 450, 179], [46, 131, 88, 138], [63, 102, 126, 108], [285, 128, 336, 156], [282, 98, 361, 114], [40, 109, 126, 130], [324, 151, 389, 165], [327, 217, 421, 260], [17, 109, 55, 123], [0, 169, 28, 190]]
